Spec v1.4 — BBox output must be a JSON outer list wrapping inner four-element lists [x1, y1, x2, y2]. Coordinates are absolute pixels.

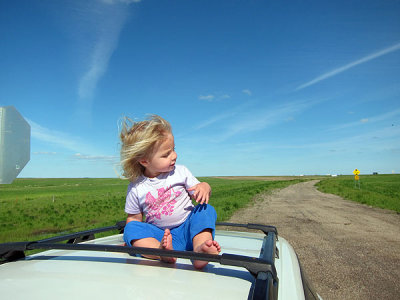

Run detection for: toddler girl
[[120, 115, 221, 269]]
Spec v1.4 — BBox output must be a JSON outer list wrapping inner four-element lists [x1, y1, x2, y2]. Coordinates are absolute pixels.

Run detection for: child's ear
[[139, 159, 149, 168]]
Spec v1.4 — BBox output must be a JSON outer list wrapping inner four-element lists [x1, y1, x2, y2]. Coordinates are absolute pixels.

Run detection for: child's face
[[141, 133, 177, 178]]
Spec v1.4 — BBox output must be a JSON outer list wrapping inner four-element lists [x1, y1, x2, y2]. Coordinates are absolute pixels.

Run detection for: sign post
[[0, 106, 31, 184], [353, 169, 360, 189]]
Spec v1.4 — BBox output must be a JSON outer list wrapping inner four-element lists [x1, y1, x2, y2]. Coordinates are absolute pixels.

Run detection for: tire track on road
[[226, 180, 400, 300]]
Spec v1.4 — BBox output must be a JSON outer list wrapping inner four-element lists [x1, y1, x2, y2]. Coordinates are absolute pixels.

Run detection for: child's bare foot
[[159, 229, 176, 263], [193, 240, 221, 269]]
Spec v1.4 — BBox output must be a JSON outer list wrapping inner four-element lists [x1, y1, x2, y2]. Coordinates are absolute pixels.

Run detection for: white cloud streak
[[296, 42, 400, 90], [329, 108, 400, 131], [194, 111, 237, 130], [305, 125, 400, 153], [242, 89, 252, 96], [78, 2, 133, 100], [198, 93, 232, 101], [193, 100, 258, 131], [198, 95, 215, 101], [33, 152, 57, 155], [221, 99, 323, 140], [101, 0, 141, 4], [73, 153, 118, 162], [236, 124, 400, 153], [193, 98, 324, 141], [28, 119, 119, 169], [28, 119, 97, 155]]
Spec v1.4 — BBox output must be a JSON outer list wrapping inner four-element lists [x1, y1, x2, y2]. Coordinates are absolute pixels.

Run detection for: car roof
[[0, 224, 308, 300]]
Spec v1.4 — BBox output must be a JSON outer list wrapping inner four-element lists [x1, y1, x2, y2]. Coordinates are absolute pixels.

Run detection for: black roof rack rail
[[0, 221, 279, 300], [37, 220, 126, 244], [216, 222, 278, 237], [1, 242, 274, 276], [0, 221, 126, 264]]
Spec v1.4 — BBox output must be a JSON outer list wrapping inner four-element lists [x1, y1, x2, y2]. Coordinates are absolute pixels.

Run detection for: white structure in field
[[0, 106, 30, 184]]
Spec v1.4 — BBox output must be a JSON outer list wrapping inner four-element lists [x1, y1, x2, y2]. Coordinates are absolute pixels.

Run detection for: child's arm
[[126, 213, 143, 224], [187, 182, 211, 205]]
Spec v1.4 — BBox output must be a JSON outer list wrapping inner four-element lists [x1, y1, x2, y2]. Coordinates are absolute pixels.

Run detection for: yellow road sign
[[354, 175, 359, 180], [353, 169, 360, 175]]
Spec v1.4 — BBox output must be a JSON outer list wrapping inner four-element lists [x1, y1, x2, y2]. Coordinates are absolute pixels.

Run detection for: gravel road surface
[[222, 180, 400, 300]]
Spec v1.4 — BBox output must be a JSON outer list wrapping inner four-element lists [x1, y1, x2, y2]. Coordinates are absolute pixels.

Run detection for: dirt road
[[224, 180, 400, 300]]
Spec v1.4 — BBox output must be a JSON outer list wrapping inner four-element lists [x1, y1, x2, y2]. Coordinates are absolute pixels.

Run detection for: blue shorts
[[123, 204, 217, 251]]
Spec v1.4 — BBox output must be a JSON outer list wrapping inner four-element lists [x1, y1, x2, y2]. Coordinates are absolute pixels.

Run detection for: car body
[[0, 222, 321, 299]]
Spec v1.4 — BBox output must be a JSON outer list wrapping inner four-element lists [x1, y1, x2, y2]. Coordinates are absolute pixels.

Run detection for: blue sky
[[1, 0, 399, 178]]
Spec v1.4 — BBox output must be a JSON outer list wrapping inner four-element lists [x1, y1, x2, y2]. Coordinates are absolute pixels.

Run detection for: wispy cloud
[[242, 89, 252, 96], [68, 0, 141, 118], [194, 98, 323, 141], [33, 151, 57, 155], [220, 94, 231, 100], [194, 111, 237, 130], [28, 119, 97, 155], [329, 108, 400, 131], [77, 2, 134, 100], [193, 100, 258, 131], [220, 99, 323, 140], [73, 153, 118, 163], [101, 0, 141, 4], [198, 93, 231, 101], [239, 124, 400, 153], [198, 95, 215, 101], [296, 42, 400, 90], [309, 125, 400, 153]]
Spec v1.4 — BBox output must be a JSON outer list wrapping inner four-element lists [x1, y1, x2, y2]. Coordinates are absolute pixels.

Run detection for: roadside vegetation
[[316, 174, 400, 213], [0, 177, 304, 243]]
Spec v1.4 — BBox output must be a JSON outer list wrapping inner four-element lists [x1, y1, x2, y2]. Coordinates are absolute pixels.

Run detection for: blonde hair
[[120, 115, 172, 182]]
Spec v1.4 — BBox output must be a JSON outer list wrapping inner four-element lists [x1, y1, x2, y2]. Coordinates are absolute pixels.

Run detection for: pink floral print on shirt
[[145, 186, 181, 223]]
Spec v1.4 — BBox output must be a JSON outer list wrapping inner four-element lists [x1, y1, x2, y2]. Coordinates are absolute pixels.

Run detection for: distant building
[[372, 172, 378, 175]]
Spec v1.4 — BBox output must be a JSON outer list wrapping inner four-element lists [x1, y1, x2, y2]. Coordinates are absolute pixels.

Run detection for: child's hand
[[188, 182, 211, 205]]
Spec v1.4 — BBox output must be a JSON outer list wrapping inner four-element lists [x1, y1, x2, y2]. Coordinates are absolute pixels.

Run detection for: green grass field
[[0, 177, 304, 243], [316, 174, 400, 212], [2, 174, 397, 245]]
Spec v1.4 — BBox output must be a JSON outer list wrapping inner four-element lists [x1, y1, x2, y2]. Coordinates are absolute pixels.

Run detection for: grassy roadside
[[0, 177, 304, 243], [0, 178, 127, 243], [316, 174, 400, 213]]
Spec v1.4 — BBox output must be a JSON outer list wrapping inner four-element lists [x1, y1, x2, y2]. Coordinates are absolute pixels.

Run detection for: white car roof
[[0, 225, 310, 300]]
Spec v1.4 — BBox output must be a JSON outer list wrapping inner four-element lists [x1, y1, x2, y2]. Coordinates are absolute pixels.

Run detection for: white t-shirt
[[124, 165, 200, 229]]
